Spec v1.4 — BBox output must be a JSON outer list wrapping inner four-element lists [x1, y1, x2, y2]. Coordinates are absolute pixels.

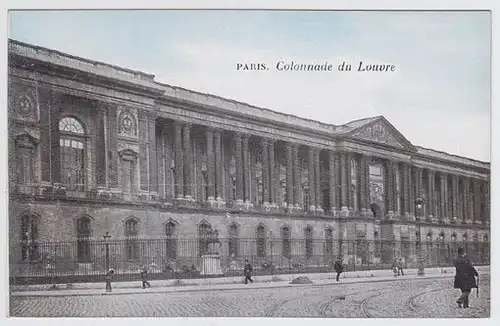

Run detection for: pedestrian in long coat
[[140, 266, 151, 289], [454, 247, 478, 308], [334, 258, 344, 282], [243, 259, 254, 284]]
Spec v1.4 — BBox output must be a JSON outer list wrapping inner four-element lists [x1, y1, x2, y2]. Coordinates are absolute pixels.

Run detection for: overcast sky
[[8, 10, 491, 161]]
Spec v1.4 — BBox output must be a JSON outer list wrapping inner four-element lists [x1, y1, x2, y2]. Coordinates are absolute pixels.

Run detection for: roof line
[[415, 145, 490, 165], [8, 38, 156, 79]]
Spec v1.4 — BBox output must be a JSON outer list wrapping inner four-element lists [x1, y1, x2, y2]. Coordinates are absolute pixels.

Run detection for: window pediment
[[119, 149, 138, 161], [15, 133, 38, 148]]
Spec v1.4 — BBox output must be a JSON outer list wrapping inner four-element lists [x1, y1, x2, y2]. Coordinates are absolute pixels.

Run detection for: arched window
[[305, 226, 313, 259], [198, 222, 211, 256], [124, 218, 139, 261], [281, 226, 291, 259], [59, 117, 86, 192], [76, 216, 91, 262], [256, 224, 266, 257], [165, 221, 177, 259], [325, 228, 333, 258], [228, 223, 239, 257], [20, 213, 39, 261]]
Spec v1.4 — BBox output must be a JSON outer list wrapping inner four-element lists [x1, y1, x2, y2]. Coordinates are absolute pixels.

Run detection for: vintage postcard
[[4, 4, 493, 321]]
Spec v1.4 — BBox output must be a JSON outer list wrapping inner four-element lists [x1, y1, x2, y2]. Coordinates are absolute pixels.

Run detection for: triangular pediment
[[345, 117, 415, 151]]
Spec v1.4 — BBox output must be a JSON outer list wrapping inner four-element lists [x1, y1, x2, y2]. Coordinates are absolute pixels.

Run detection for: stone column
[[439, 173, 447, 221], [107, 105, 119, 189], [38, 88, 51, 183], [473, 179, 481, 223], [96, 107, 107, 188], [261, 139, 270, 206], [346, 152, 354, 212], [206, 128, 215, 202], [328, 150, 336, 215], [462, 177, 470, 223], [242, 134, 251, 206], [357, 154, 365, 215], [385, 160, 394, 216], [157, 129, 164, 200], [163, 130, 173, 202], [183, 123, 193, 200], [451, 175, 459, 221], [285, 142, 294, 209], [340, 152, 348, 214], [234, 132, 244, 205], [315, 148, 322, 213], [49, 91, 61, 185], [268, 140, 276, 206], [173, 121, 184, 199], [428, 170, 436, 218], [148, 114, 158, 195], [214, 129, 224, 203], [409, 165, 416, 218], [485, 180, 490, 225], [403, 163, 410, 218], [362, 155, 371, 216], [292, 144, 301, 208], [308, 146, 316, 212]]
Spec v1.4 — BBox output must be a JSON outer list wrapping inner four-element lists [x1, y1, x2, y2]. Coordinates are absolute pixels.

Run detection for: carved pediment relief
[[348, 118, 415, 151], [15, 133, 38, 148]]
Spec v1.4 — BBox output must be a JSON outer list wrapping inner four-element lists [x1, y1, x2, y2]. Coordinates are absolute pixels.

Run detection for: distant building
[[8, 39, 490, 277]]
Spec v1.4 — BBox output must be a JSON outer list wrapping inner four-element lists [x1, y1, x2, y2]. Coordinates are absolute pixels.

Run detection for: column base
[[340, 206, 349, 218], [386, 211, 395, 220], [464, 219, 473, 225], [315, 206, 324, 214], [431, 217, 440, 224], [443, 217, 450, 225], [404, 212, 410, 220], [243, 200, 254, 210], [330, 208, 339, 217], [184, 195, 195, 202], [216, 197, 226, 209], [474, 220, 483, 225], [309, 205, 316, 212]]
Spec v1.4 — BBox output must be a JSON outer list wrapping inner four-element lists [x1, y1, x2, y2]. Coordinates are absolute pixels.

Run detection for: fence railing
[[10, 238, 490, 284]]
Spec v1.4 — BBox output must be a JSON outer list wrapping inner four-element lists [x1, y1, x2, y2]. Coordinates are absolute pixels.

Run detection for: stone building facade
[[8, 40, 490, 274]]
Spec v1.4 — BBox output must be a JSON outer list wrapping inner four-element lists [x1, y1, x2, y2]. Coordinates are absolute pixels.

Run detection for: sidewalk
[[10, 265, 489, 298]]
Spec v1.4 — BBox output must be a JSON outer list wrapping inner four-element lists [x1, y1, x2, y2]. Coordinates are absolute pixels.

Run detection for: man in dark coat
[[454, 247, 478, 308], [244, 259, 253, 284], [334, 257, 344, 282], [140, 266, 151, 289]]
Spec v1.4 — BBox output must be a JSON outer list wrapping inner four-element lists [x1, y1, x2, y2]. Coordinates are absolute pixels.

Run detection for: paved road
[[10, 275, 490, 318]]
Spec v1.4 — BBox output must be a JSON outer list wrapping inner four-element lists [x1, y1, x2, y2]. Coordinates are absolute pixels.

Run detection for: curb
[[11, 274, 457, 298]]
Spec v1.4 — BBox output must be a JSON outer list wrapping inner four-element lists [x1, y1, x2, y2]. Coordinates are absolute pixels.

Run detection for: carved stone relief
[[352, 122, 404, 148]]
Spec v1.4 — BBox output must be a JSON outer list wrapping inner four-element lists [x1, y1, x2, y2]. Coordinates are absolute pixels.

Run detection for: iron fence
[[10, 238, 490, 284]]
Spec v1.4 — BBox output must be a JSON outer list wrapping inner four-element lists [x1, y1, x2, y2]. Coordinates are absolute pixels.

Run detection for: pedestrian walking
[[397, 258, 405, 276], [454, 247, 479, 308], [105, 268, 114, 292], [391, 259, 400, 276], [140, 266, 151, 289], [244, 259, 254, 284], [334, 257, 344, 282]]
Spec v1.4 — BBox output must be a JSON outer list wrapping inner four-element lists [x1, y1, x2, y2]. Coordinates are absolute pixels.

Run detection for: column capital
[[261, 137, 274, 146], [241, 133, 251, 141]]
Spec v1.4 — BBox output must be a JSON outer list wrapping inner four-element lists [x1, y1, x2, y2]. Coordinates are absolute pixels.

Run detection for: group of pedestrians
[[105, 247, 479, 309]]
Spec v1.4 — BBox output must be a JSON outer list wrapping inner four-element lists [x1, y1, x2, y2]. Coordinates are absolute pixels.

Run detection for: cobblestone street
[[10, 274, 490, 318]]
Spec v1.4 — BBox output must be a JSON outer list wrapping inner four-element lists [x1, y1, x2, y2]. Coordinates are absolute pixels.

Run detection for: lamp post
[[103, 231, 111, 271], [415, 197, 425, 276], [269, 231, 274, 275]]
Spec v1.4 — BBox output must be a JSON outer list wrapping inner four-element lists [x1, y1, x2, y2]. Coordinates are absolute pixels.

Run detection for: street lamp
[[103, 231, 111, 271], [269, 231, 274, 275], [415, 197, 425, 276]]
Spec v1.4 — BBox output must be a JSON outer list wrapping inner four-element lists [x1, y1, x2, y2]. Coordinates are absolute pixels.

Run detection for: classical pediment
[[345, 117, 415, 151]]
